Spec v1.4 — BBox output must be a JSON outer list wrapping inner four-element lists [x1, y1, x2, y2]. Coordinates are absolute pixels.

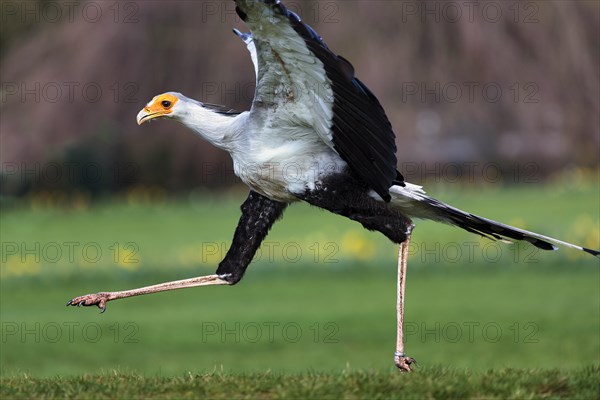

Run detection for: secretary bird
[[68, 0, 599, 371]]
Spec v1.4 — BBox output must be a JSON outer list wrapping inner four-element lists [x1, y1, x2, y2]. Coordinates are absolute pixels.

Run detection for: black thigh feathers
[[216, 191, 287, 284], [296, 173, 413, 244], [216, 176, 413, 285]]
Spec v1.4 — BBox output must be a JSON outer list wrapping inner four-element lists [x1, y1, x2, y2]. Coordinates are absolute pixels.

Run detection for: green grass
[[2, 367, 599, 399], [1, 184, 599, 398]]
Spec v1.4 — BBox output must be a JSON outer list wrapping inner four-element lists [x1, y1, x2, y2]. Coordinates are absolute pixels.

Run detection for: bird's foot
[[394, 352, 416, 372], [66, 292, 112, 313]]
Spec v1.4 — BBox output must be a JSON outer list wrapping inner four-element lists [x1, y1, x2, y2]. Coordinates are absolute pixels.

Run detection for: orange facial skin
[[136, 93, 179, 125]]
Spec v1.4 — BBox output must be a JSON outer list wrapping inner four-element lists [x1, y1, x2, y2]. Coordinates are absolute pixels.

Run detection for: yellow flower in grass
[[178, 243, 225, 267], [341, 230, 376, 261], [558, 215, 598, 260], [114, 244, 141, 271], [585, 228, 600, 253], [178, 246, 203, 267], [0, 255, 41, 278], [571, 215, 599, 255]]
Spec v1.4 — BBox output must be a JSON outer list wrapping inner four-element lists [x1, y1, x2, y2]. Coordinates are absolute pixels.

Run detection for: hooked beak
[[136, 105, 171, 125]]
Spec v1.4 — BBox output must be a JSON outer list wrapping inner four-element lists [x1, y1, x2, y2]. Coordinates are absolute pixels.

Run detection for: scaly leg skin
[[67, 274, 230, 313], [394, 236, 416, 372], [67, 191, 288, 313]]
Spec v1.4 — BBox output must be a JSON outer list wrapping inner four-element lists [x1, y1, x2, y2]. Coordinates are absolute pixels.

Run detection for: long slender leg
[[67, 191, 287, 312], [296, 174, 416, 370], [394, 235, 416, 371], [66, 275, 229, 312]]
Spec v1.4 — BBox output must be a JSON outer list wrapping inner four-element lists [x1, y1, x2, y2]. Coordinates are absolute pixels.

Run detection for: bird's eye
[[161, 100, 172, 108]]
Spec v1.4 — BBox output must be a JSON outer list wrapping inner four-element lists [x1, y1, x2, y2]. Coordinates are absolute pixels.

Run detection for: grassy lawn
[[1, 184, 598, 398], [2, 367, 599, 399]]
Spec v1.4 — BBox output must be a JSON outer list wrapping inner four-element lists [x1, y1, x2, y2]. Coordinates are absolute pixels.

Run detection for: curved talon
[[394, 354, 416, 372], [66, 293, 110, 312]]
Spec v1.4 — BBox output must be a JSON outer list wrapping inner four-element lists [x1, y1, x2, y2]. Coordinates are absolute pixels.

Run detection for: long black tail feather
[[389, 184, 600, 258]]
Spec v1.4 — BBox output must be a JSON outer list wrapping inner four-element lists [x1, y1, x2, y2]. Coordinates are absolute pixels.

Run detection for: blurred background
[[1, 0, 598, 198], [1, 0, 598, 376]]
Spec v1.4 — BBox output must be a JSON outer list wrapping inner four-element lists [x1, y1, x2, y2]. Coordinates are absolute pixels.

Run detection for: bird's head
[[136, 92, 240, 151], [136, 92, 183, 125]]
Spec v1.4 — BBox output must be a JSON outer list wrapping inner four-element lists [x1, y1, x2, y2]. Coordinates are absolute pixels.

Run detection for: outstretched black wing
[[234, 0, 400, 201]]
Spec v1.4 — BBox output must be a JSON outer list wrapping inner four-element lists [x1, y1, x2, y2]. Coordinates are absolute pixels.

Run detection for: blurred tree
[[0, 1, 598, 197]]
